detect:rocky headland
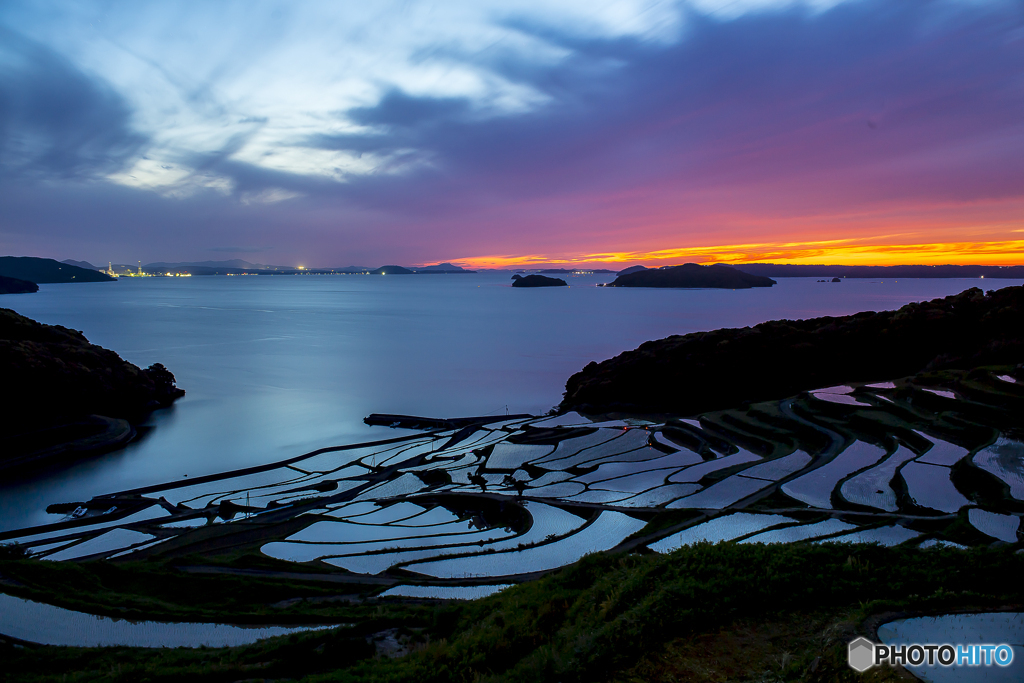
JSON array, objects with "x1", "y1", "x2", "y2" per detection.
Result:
[
  {"x1": 512, "y1": 274, "x2": 568, "y2": 287},
  {"x1": 0, "y1": 275, "x2": 38, "y2": 294},
  {"x1": 603, "y1": 263, "x2": 776, "y2": 289},
  {"x1": 562, "y1": 285, "x2": 1024, "y2": 415},
  {"x1": 0, "y1": 309, "x2": 185, "y2": 471}
]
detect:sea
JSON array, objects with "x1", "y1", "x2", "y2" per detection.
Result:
[{"x1": 2, "y1": 271, "x2": 1019, "y2": 531}]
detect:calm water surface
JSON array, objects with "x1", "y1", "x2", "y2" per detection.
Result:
[
  {"x1": 0, "y1": 593, "x2": 334, "y2": 648},
  {"x1": 2, "y1": 272, "x2": 1018, "y2": 531}
]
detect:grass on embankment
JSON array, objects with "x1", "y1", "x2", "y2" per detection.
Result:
[{"x1": 2, "y1": 542, "x2": 1022, "y2": 682}]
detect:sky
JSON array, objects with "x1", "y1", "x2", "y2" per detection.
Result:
[{"x1": 1, "y1": 0, "x2": 1023, "y2": 269}]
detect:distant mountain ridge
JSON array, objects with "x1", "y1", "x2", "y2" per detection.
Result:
[
  {"x1": 415, "y1": 262, "x2": 470, "y2": 272},
  {"x1": 61, "y1": 259, "x2": 100, "y2": 270},
  {"x1": 144, "y1": 259, "x2": 291, "y2": 270},
  {"x1": 730, "y1": 264, "x2": 1024, "y2": 279}
]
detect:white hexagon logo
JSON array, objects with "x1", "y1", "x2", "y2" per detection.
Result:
[{"x1": 848, "y1": 637, "x2": 875, "y2": 672}]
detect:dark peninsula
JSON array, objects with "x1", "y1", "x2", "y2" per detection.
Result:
[
  {"x1": 0, "y1": 275, "x2": 38, "y2": 294},
  {"x1": 1, "y1": 309, "x2": 184, "y2": 472},
  {"x1": 604, "y1": 263, "x2": 776, "y2": 289},
  {"x1": 0, "y1": 256, "x2": 115, "y2": 283},
  {"x1": 563, "y1": 285, "x2": 1024, "y2": 415},
  {"x1": 512, "y1": 274, "x2": 568, "y2": 287}
]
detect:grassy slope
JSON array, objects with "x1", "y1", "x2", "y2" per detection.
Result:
[{"x1": 2, "y1": 543, "x2": 1021, "y2": 682}]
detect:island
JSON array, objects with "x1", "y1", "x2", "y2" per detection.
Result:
[
  {"x1": 562, "y1": 285, "x2": 1024, "y2": 415},
  {"x1": 0, "y1": 275, "x2": 38, "y2": 294},
  {"x1": 0, "y1": 309, "x2": 185, "y2": 472},
  {"x1": 0, "y1": 257, "x2": 115, "y2": 283},
  {"x1": 602, "y1": 263, "x2": 776, "y2": 289},
  {"x1": 511, "y1": 274, "x2": 568, "y2": 287}
]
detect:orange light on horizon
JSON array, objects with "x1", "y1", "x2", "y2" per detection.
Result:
[{"x1": 456, "y1": 239, "x2": 1024, "y2": 270}]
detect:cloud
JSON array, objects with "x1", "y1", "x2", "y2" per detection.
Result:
[
  {"x1": 0, "y1": 0, "x2": 1022, "y2": 267},
  {"x1": 208, "y1": 246, "x2": 275, "y2": 253},
  {"x1": 312, "y1": 0, "x2": 1024, "y2": 211},
  {"x1": 0, "y1": 26, "x2": 146, "y2": 179}
]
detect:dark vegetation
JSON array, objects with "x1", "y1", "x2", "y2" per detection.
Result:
[
  {"x1": 0, "y1": 275, "x2": 38, "y2": 294},
  {"x1": 0, "y1": 309, "x2": 184, "y2": 470},
  {"x1": 604, "y1": 263, "x2": 776, "y2": 289},
  {"x1": 2, "y1": 543, "x2": 1021, "y2": 682},
  {"x1": 512, "y1": 274, "x2": 568, "y2": 287},
  {"x1": 0, "y1": 257, "x2": 114, "y2": 283},
  {"x1": 563, "y1": 285, "x2": 1024, "y2": 414}
]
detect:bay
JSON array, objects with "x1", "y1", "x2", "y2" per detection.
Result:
[{"x1": 2, "y1": 272, "x2": 1017, "y2": 531}]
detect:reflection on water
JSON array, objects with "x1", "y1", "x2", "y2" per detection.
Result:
[
  {"x1": 0, "y1": 593, "x2": 334, "y2": 648},
  {"x1": 3, "y1": 273, "x2": 1020, "y2": 531}
]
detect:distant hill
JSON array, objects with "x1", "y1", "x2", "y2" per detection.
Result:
[
  {"x1": 605, "y1": 263, "x2": 775, "y2": 289},
  {"x1": 512, "y1": 274, "x2": 568, "y2": 288},
  {"x1": 61, "y1": 259, "x2": 100, "y2": 270},
  {"x1": 0, "y1": 276, "x2": 38, "y2": 294},
  {"x1": 414, "y1": 262, "x2": 474, "y2": 273},
  {"x1": 617, "y1": 265, "x2": 648, "y2": 276},
  {"x1": 0, "y1": 257, "x2": 115, "y2": 283},
  {"x1": 731, "y1": 264, "x2": 1024, "y2": 279},
  {"x1": 371, "y1": 265, "x2": 415, "y2": 275}
]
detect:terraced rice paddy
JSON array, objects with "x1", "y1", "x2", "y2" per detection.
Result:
[{"x1": 1, "y1": 369, "x2": 1021, "y2": 593}]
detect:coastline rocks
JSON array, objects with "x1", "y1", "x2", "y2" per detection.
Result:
[
  {"x1": 562, "y1": 286, "x2": 1024, "y2": 415},
  {"x1": 0, "y1": 275, "x2": 38, "y2": 294},
  {"x1": 604, "y1": 263, "x2": 775, "y2": 289},
  {"x1": 0, "y1": 308, "x2": 185, "y2": 471},
  {"x1": 512, "y1": 274, "x2": 568, "y2": 288}
]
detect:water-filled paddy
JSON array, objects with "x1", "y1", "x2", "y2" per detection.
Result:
[
  {"x1": 782, "y1": 441, "x2": 887, "y2": 509},
  {"x1": 878, "y1": 612, "x2": 1024, "y2": 683},
  {"x1": 0, "y1": 593, "x2": 334, "y2": 648},
  {"x1": 739, "y1": 519, "x2": 857, "y2": 545},
  {"x1": 839, "y1": 446, "x2": 917, "y2": 512},
  {"x1": 901, "y1": 462, "x2": 969, "y2": 513},
  {"x1": 968, "y1": 509, "x2": 1021, "y2": 543},
  {"x1": 379, "y1": 585, "x2": 512, "y2": 600},
  {"x1": 650, "y1": 513, "x2": 796, "y2": 551}
]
